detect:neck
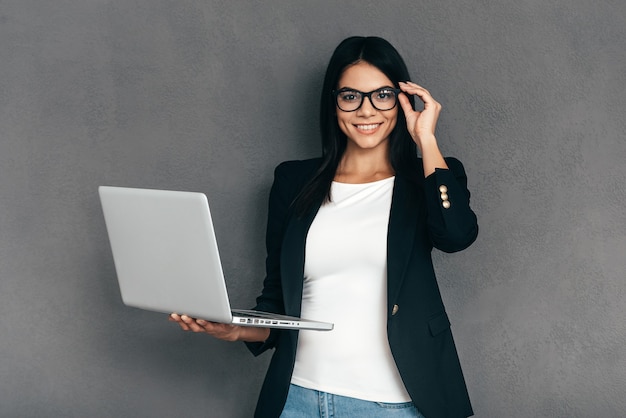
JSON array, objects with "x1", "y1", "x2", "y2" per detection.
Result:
[{"x1": 335, "y1": 144, "x2": 394, "y2": 184}]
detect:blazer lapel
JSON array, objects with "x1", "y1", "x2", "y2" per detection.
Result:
[
  {"x1": 280, "y1": 204, "x2": 321, "y2": 317},
  {"x1": 387, "y1": 175, "x2": 421, "y2": 308}
]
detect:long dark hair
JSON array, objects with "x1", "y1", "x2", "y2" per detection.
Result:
[{"x1": 293, "y1": 36, "x2": 419, "y2": 216}]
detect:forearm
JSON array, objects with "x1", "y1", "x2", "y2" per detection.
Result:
[
  {"x1": 424, "y1": 157, "x2": 479, "y2": 252},
  {"x1": 238, "y1": 326, "x2": 270, "y2": 343}
]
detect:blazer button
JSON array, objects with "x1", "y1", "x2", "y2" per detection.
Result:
[
  {"x1": 439, "y1": 183, "x2": 451, "y2": 209},
  {"x1": 392, "y1": 304, "x2": 399, "y2": 315}
]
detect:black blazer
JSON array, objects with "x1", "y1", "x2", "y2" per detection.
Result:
[{"x1": 247, "y1": 157, "x2": 478, "y2": 418}]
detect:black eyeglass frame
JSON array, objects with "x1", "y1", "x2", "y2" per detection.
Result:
[{"x1": 332, "y1": 87, "x2": 402, "y2": 112}]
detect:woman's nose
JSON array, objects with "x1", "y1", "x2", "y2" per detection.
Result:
[{"x1": 356, "y1": 96, "x2": 377, "y2": 116}]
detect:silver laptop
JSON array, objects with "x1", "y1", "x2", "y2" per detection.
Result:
[{"x1": 98, "y1": 186, "x2": 333, "y2": 331}]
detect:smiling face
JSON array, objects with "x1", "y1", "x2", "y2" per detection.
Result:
[{"x1": 335, "y1": 61, "x2": 399, "y2": 153}]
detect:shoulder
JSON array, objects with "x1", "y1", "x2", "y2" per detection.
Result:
[
  {"x1": 269, "y1": 158, "x2": 322, "y2": 204},
  {"x1": 275, "y1": 158, "x2": 322, "y2": 175},
  {"x1": 274, "y1": 158, "x2": 322, "y2": 184}
]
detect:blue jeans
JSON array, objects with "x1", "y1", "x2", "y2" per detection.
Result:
[{"x1": 280, "y1": 384, "x2": 425, "y2": 418}]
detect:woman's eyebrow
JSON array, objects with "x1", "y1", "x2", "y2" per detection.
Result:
[{"x1": 336, "y1": 85, "x2": 395, "y2": 91}]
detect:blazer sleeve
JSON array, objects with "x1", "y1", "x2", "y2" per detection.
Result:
[
  {"x1": 245, "y1": 161, "x2": 302, "y2": 356},
  {"x1": 423, "y1": 157, "x2": 479, "y2": 253}
]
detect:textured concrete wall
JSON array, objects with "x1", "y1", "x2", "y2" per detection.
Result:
[{"x1": 1, "y1": 1, "x2": 624, "y2": 416}]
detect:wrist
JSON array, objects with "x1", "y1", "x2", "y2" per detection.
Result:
[
  {"x1": 239, "y1": 326, "x2": 270, "y2": 343},
  {"x1": 415, "y1": 133, "x2": 437, "y2": 147}
]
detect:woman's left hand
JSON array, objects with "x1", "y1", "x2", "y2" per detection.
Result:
[{"x1": 397, "y1": 81, "x2": 442, "y2": 149}]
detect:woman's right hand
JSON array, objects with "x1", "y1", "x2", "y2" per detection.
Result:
[{"x1": 169, "y1": 313, "x2": 270, "y2": 342}]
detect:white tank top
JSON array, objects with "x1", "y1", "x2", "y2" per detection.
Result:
[{"x1": 291, "y1": 176, "x2": 411, "y2": 402}]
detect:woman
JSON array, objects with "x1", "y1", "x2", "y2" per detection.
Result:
[{"x1": 171, "y1": 36, "x2": 478, "y2": 418}]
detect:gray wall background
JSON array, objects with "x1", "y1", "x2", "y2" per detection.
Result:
[{"x1": 1, "y1": 1, "x2": 624, "y2": 417}]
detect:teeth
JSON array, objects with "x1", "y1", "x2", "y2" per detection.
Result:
[{"x1": 356, "y1": 124, "x2": 380, "y2": 131}]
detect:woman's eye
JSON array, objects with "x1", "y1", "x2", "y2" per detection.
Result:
[
  {"x1": 376, "y1": 90, "x2": 394, "y2": 100},
  {"x1": 340, "y1": 92, "x2": 359, "y2": 102}
]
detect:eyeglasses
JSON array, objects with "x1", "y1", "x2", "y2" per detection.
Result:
[{"x1": 333, "y1": 87, "x2": 401, "y2": 112}]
